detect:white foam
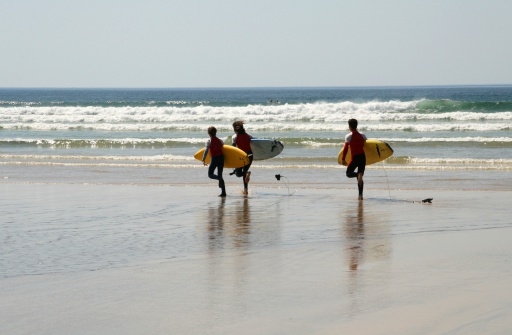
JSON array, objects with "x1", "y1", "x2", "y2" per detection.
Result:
[
  {"x1": 0, "y1": 153, "x2": 195, "y2": 161},
  {"x1": 1, "y1": 121, "x2": 510, "y2": 133},
  {"x1": 378, "y1": 136, "x2": 512, "y2": 143},
  {"x1": 1, "y1": 102, "x2": 511, "y2": 127}
]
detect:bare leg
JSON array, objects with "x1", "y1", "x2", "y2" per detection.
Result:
[
  {"x1": 357, "y1": 173, "x2": 364, "y2": 200},
  {"x1": 242, "y1": 172, "x2": 251, "y2": 195}
]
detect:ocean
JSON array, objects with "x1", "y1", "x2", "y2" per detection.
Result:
[{"x1": 1, "y1": 86, "x2": 511, "y2": 184}]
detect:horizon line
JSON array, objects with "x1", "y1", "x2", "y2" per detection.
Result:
[{"x1": 1, "y1": 83, "x2": 512, "y2": 90}]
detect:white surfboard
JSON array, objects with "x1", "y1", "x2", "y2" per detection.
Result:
[{"x1": 250, "y1": 138, "x2": 284, "y2": 160}]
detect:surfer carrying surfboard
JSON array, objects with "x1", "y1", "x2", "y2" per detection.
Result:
[
  {"x1": 341, "y1": 119, "x2": 367, "y2": 200},
  {"x1": 231, "y1": 120, "x2": 253, "y2": 195},
  {"x1": 202, "y1": 126, "x2": 227, "y2": 197}
]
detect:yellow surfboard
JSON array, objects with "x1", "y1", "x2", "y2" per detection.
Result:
[
  {"x1": 194, "y1": 145, "x2": 250, "y2": 168},
  {"x1": 338, "y1": 139, "x2": 394, "y2": 165}
]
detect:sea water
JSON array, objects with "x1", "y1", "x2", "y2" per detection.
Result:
[{"x1": 1, "y1": 86, "x2": 511, "y2": 180}]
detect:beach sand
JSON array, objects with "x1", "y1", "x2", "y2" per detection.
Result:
[{"x1": 1, "y1": 165, "x2": 512, "y2": 334}]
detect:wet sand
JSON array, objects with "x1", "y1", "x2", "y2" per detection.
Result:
[{"x1": 1, "y1": 167, "x2": 512, "y2": 334}]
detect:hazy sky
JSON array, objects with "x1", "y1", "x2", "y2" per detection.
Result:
[{"x1": 1, "y1": 0, "x2": 511, "y2": 88}]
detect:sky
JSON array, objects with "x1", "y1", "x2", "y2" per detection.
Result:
[{"x1": 1, "y1": 0, "x2": 511, "y2": 88}]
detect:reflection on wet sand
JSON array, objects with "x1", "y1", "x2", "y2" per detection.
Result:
[
  {"x1": 206, "y1": 197, "x2": 252, "y2": 252},
  {"x1": 203, "y1": 195, "x2": 283, "y2": 315},
  {"x1": 207, "y1": 197, "x2": 227, "y2": 251},
  {"x1": 342, "y1": 200, "x2": 392, "y2": 313},
  {"x1": 232, "y1": 197, "x2": 251, "y2": 249},
  {"x1": 342, "y1": 201, "x2": 392, "y2": 271},
  {"x1": 345, "y1": 201, "x2": 366, "y2": 271},
  {"x1": 204, "y1": 195, "x2": 284, "y2": 253}
]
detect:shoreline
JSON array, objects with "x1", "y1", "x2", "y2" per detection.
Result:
[{"x1": 2, "y1": 163, "x2": 512, "y2": 192}]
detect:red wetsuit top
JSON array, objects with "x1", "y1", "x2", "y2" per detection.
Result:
[
  {"x1": 209, "y1": 136, "x2": 223, "y2": 156},
  {"x1": 341, "y1": 130, "x2": 367, "y2": 161},
  {"x1": 202, "y1": 136, "x2": 223, "y2": 161},
  {"x1": 232, "y1": 133, "x2": 253, "y2": 153}
]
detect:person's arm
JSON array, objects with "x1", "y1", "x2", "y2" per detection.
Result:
[
  {"x1": 232, "y1": 134, "x2": 237, "y2": 147},
  {"x1": 341, "y1": 142, "x2": 350, "y2": 165},
  {"x1": 341, "y1": 134, "x2": 351, "y2": 165},
  {"x1": 202, "y1": 139, "x2": 211, "y2": 164}
]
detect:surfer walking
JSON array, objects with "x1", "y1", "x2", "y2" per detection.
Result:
[
  {"x1": 231, "y1": 120, "x2": 253, "y2": 195},
  {"x1": 202, "y1": 126, "x2": 227, "y2": 197},
  {"x1": 341, "y1": 119, "x2": 367, "y2": 200}
]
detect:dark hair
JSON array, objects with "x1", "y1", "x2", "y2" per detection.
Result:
[
  {"x1": 232, "y1": 120, "x2": 246, "y2": 135},
  {"x1": 348, "y1": 118, "x2": 358, "y2": 129},
  {"x1": 207, "y1": 126, "x2": 217, "y2": 136}
]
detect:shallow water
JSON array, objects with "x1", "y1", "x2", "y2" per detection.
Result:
[{"x1": 2, "y1": 176, "x2": 510, "y2": 280}]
